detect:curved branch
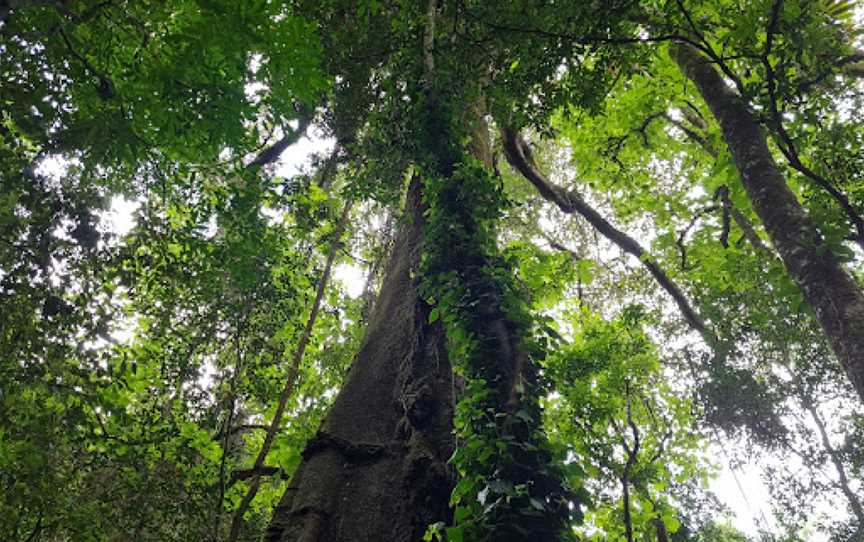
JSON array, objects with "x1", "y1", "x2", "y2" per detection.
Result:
[{"x1": 501, "y1": 127, "x2": 717, "y2": 346}]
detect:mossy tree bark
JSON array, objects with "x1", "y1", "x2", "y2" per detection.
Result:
[
  {"x1": 673, "y1": 43, "x2": 864, "y2": 402},
  {"x1": 266, "y1": 0, "x2": 570, "y2": 531}
]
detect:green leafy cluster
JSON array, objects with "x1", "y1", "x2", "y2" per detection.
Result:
[
  {"x1": 545, "y1": 307, "x2": 714, "y2": 540},
  {"x1": 3, "y1": 0, "x2": 864, "y2": 540}
]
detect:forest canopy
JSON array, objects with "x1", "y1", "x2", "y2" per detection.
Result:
[{"x1": 1, "y1": 1, "x2": 864, "y2": 541}]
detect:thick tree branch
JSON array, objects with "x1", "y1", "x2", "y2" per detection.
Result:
[
  {"x1": 422, "y1": 0, "x2": 437, "y2": 91},
  {"x1": 230, "y1": 465, "x2": 284, "y2": 485},
  {"x1": 672, "y1": 0, "x2": 747, "y2": 96},
  {"x1": 822, "y1": 43, "x2": 864, "y2": 78},
  {"x1": 247, "y1": 112, "x2": 314, "y2": 169},
  {"x1": 501, "y1": 127, "x2": 717, "y2": 346}
]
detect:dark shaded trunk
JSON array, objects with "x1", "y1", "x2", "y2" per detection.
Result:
[
  {"x1": 621, "y1": 475, "x2": 634, "y2": 542},
  {"x1": 264, "y1": 181, "x2": 454, "y2": 542},
  {"x1": 653, "y1": 518, "x2": 669, "y2": 542},
  {"x1": 672, "y1": 43, "x2": 864, "y2": 403}
]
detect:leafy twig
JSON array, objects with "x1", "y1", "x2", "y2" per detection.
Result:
[{"x1": 759, "y1": 0, "x2": 864, "y2": 250}]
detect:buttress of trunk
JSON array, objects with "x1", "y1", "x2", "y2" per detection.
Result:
[
  {"x1": 672, "y1": 43, "x2": 864, "y2": 403},
  {"x1": 265, "y1": 179, "x2": 454, "y2": 542}
]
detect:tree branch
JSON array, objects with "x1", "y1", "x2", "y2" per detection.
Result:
[
  {"x1": 759, "y1": 1, "x2": 864, "y2": 251},
  {"x1": 676, "y1": 204, "x2": 720, "y2": 270},
  {"x1": 229, "y1": 465, "x2": 284, "y2": 485},
  {"x1": 247, "y1": 112, "x2": 314, "y2": 169},
  {"x1": 501, "y1": 127, "x2": 717, "y2": 346},
  {"x1": 805, "y1": 401, "x2": 864, "y2": 525},
  {"x1": 621, "y1": 381, "x2": 639, "y2": 542}
]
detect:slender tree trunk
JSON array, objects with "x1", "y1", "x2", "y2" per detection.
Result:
[
  {"x1": 228, "y1": 202, "x2": 352, "y2": 542},
  {"x1": 620, "y1": 388, "x2": 638, "y2": 542},
  {"x1": 264, "y1": 180, "x2": 455, "y2": 542},
  {"x1": 672, "y1": 43, "x2": 864, "y2": 402},
  {"x1": 621, "y1": 475, "x2": 634, "y2": 542},
  {"x1": 805, "y1": 402, "x2": 864, "y2": 525}
]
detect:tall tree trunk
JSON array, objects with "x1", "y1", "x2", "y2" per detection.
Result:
[
  {"x1": 264, "y1": 180, "x2": 455, "y2": 542},
  {"x1": 672, "y1": 43, "x2": 864, "y2": 403}
]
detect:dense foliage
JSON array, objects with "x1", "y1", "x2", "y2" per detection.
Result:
[{"x1": 2, "y1": 1, "x2": 863, "y2": 541}]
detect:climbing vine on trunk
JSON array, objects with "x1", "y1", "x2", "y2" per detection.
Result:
[{"x1": 419, "y1": 157, "x2": 576, "y2": 541}]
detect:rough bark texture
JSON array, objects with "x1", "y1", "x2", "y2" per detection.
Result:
[
  {"x1": 265, "y1": 181, "x2": 454, "y2": 542},
  {"x1": 673, "y1": 43, "x2": 864, "y2": 402}
]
